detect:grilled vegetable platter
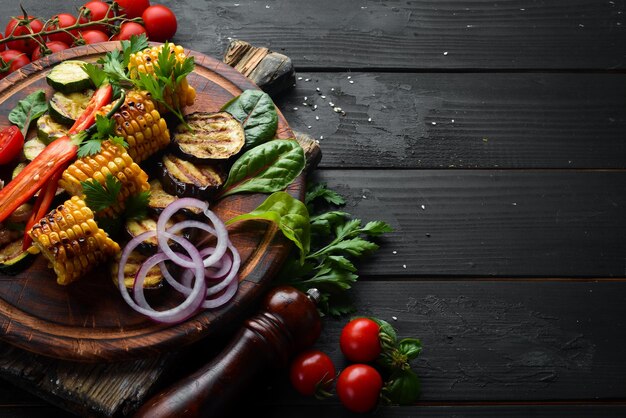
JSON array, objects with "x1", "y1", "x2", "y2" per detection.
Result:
[{"x1": 0, "y1": 38, "x2": 307, "y2": 361}]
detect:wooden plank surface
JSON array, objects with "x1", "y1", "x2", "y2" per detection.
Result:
[
  {"x1": 311, "y1": 169, "x2": 626, "y2": 278},
  {"x1": 275, "y1": 73, "x2": 626, "y2": 169},
  {"x1": 5, "y1": 0, "x2": 624, "y2": 70}
]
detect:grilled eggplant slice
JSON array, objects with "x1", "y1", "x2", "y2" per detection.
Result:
[
  {"x1": 111, "y1": 250, "x2": 163, "y2": 289},
  {"x1": 159, "y1": 154, "x2": 226, "y2": 199},
  {"x1": 173, "y1": 112, "x2": 245, "y2": 162},
  {"x1": 148, "y1": 180, "x2": 203, "y2": 217},
  {"x1": 125, "y1": 215, "x2": 194, "y2": 252}
]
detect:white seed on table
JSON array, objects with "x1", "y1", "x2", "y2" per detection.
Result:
[
  {"x1": 333, "y1": 107, "x2": 342, "y2": 112},
  {"x1": 320, "y1": 135, "x2": 324, "y2": 139},
  {"x1": 392, "y1": 250, "x2": 397, "y2": 254},
  {"x1": 293, "y1": 107, "x2": 298, "y2": 110},
  {"x1": 421, "y1": 205, "x2": 425, "y2": 210},
  {"x1": 432, "y1": 122, "x2": 437, "y2": 125},
  {"x1": 329, "y1": 102, "x2": 335, "y2": 107},
  {"x1": 304, "y1": 96, "x2": 308, "y2": 100},
  {"x1": 302, "y1": 103, "x2": 308, "y2": 106},
  {"x1": 316, "y1": 87, "x2": 321, "y2": 92},
  {"x1": 392, "y1": 316, "x2": 398, "y2": 321},
  {"x1": 305, "y1": 78, "x2": 310, "y2": 82},
  {"x1": 307, "y1": 125, "x2": 312, "y2": 129},
  {"x1": 349, "y1": 80, "x2": 354, "y2": 84},
  {"x1": 331, "y1": 88, "x2": 335, "y2": 91},
  {"x1": 347, "y1": 76, "x2": 351, "y2": 79},
  {"x1": 321, "y1": 95, "x2": 326, "y2": 99},
  {"x1": 313, "y1": 105, "x2": 318, "y2": 110},
  {"x1": 368, "y1": 118, "x2": 372, "y2": 122},
  {"x1": 298, "y1": 77, "x2": 303, "y2": 80},
  {"x1": 315, "y1": 116, "x2": 319, "y2": 120}
]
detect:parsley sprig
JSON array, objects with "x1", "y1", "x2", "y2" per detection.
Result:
[
  {"x1": 76, "y1": 114, "x2": 128, "y2": 158},
  {"x1": 277, "y1": 182, "x2": 393, "y2": 315},
  {"x1": 81, "y1": 174, "x2": 122, "y2": 212}
]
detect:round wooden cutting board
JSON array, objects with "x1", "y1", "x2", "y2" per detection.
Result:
[{"x1": 0, "y1": 42, "x2": 302, "y2": 362}]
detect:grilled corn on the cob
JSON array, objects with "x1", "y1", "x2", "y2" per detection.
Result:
[
  {"x1": 59, "y1": 140, "x2": 150, "y2": 218},
  {"x1": 28, "y1": 196, "x2": 120, "y2": 285},
  {"x1": 128, "y1": 44, "x2": 196, "y2": 113},
  {"x1": 97, "y1": 90, "x2": 171, "y2": 164}
]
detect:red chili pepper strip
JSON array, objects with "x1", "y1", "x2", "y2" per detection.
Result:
[
  {"x1": 0, "y1": 136, "x2": 76, "y2": 223},
  {"x1": 22, "y1": 167, "x2": 64, "y2": 250},
  {"x1": 69, "y1": 84, "x2": 113, "y2": 134},
  {"x1": 0, "y1": 84, "x2": 113, "y2": 224}
]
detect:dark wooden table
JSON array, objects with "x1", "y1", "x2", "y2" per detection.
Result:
[{"x1": 1, "y1": 0, "x2": 625, "y2": 417}]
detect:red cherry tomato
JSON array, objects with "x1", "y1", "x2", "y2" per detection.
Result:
[
  {"x1": 336, "y1": 364, "x2": 383, "y2": 413},
  {"x1": 340, "y1": 318, "x2": 381, "y2": 363},
  {"x1": 0, "y1": 126, "x2": 25, "y2": 165},
  {"x1": 4, "y1": 16, "x2": 44, "y2": 54},
  {"x1": 75, "y1": 30, "x2": 109, "y2": 45},
  {"x1": 116, "y1": 0, "x2": 151, "y2": 19},
  {"x1": 0, "y1": 35, "x2": 5, "y2": 52},
  {"x1": 111, "y1": 22, "x2": 147, "y2": 41},
  {"x1": 32, "y1": 41, "x2": 70, "y2": 61},
  {"x1": 0, "y1": 50, "x2": 30, "y2": 78},
  {"x1": 46, "y1": 13, "x2": 78, "y2": 46},
  {"x1": 289, "y1": 350, "x2": 336, "y2": 396},
  {"x1": 142, "y1": 5, "x2": 177, "y2": 42},
  {"x1": 79, "y1": 1, "x2": 114, "y2": 34}
]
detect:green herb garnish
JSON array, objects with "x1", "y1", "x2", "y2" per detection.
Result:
[
  {"x1": 81, "y1": 174, "x2": 122, "y2": 212},
  {"x1": 124, "y1": 191, "x2": 151, "y2": 221}
]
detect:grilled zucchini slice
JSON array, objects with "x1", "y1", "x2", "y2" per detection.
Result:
[
  {"x1": 37, "y1": 114, "x2": 69, "y2": 143},
  {"x1": 112, "y1": 250, "x2": 163, "y2": 289},
  {"x1": 49, "y1": 90, "x2": 94, "y2": 125},
  {"x1": 159, "y1": 154, "x2": 226, "y2": 199},
  {"x1": 173, "y1": 112, "x2": 245, "y2": 162},
  {"x1": 147, "y1": 180, "x2": 203, "y2": 217},
  {"x1": 46, "y1": 60, "x2": 93, "y2": 93}
]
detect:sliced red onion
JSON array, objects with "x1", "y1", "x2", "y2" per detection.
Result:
[
  {"x1": 201, "y1": 278, "x2": 239, "y2": 309},
  {"x1": 167, "y1": 220, "x2": 227, "y2": 269},
  {"x1": 117, "y1": 231, "x2": 206, "y2": 324}
]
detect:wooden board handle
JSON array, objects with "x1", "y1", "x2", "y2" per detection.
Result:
[{"x1": 133, "y1": 286, "x2": 321, "y2": 418}]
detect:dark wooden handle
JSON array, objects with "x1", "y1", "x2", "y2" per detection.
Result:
[{"x1": 133, "y1": 286, "x2": 321, "y2": 418}]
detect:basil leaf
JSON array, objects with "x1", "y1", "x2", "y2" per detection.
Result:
[
  {"x1": 8, "y1": 90, "x2": 47, "y2": 138},
  {"x1": 221, "y1": 89, "x2": 278, "y2": 149},
  {"x1": 221, "y1": 139, "x2": 305, "y2": 198},
  {"x1": 384, "y1": 369, "x2": 421, "y2": 405},
  {"x1": 373, "y1": 317, "x2": 397, "y2": 348},
  {"x1": 227, "y1": 191, "x2": 310, "y2": 263},
  {"x1": 398, "y1": 338, "x2": 422, "y2": 361}
]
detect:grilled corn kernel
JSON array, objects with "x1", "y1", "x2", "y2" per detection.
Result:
[
  {"x1": 28, "y1": 196, "x2": 120, "y2": 285},
  {"x1": 127, "y1": 44, "x2": 196, "y2": 113},
  {"x1": 59, "y1": 141, "x2": 150, "y2": 218},
  {"x1": 98, "y1": 90, "x2": 171, "y2": 163}
]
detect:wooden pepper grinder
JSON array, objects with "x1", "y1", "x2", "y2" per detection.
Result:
[{"x1": 134, "y1": 286, "x2": 322, "y2": 418}]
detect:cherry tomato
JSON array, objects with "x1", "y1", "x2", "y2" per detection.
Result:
[
  {"x1": 75, "y1": 30, "x2": 109, "y2": 45},
  {"x1": 289, "y1": 350, "x2": 335, "y2": 396},
  {"x1": 0, "y1": 50, "x2": 30, "y2": 78},
  {"x1": 0, "y1": 35, "x2": 5, "y2": 52},
  {"x1": 116, "y1": 0, "x2": 151, "y2": 19},
  {"x1": 31, "y1": 41, "x2": 70, "y2": 61},
  {"x1": 142, "y1": 5, "x2": 177, "y2": 42},
  {"x1": 4, "y1": 16, "x2": 44, "y2": 54},
  {"x1": 336, "y1": 364, "x2": 383, "y2": 413},
  {"x1": 79, "y1": 1, "x2": 114, "y2": 34},
  {"x1": 46, "y1": 13, "x2": 78, "y2": 46},
  {"x1": 0, "y1": 126, "x2": 25, "y2": 165},
  {"x1": 340, "y1": 318, "x2": 381, "y2": 363},
  {"x1": 111, "y1": 22, "x2": 147, "y2": 41}
]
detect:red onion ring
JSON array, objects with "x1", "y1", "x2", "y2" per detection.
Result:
[{"x1": 118, "y1": 198, "x2": 241, "y2": 322}]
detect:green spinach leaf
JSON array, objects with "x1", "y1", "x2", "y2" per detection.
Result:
[
  {"x1": 221, "y1": 89, "x2": 278, "y2": 149},
  {"x1": 220, "y1": 139, "x2": 305, "y2": 198},
  {"x1": 227, "y1": 191, "x2": 310, "y2": 263},
  {"x1": 8, "y1": 90, "x2": 48, "y2": 138}
]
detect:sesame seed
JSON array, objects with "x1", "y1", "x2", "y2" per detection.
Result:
[
  {"x1": 298, "y1": 77, "x2": 303, "y2": 80},
  {"x1": 368, "y1": 118, "x2": 372, "y2": 122},
  {"x1": 392, "y1": 316, "x2": 398, "y2": 321},
  {"x1": 307, "y1": 125, "x2": 312, "y2": 129},
  {"x1": 579, "y1": 24, "x2": 584, "y2": 27},
  {"x1": 331, "y1": 88, "x2": 335, "y2": 91},
  {"x1": 431, "y1": 122, "x2": 437, "y2": 125},
  {"x1": 315, "y1": 116, "x2": 319, "y2": 120},
  {"x1": 316, "y1": 87, "x2": 321, "y2": 92},
  {"x1": 392, "y1": 250, "x2": 397, "y2": 254},
  {"x1": 402, "y1": 264, "x2": 407, "y2": 269},
  {"x1": 362, "y1": 195, "x2": 367, "y2": 199},
  {"x1": 451, "y1": 119, "x2": 455, "y2": 122},
  {"x1": 329, "y1": 102, "x2": 335, "y2": 107},
  {"x1": 320, "y1": 135, "x2": 324, "y2": 139},
  {"x1": 321, "y1": 95, "x2": 326, "y2": 99},
  {"x1": 349, "y1": 80, "x2": 354, "y2": 84},
  {"x1": 313, "y1": 105, "x2": 318, "y2": 110},
  {"x1": 347, "y1": 76, "x2": 351, "y2": 79},
  {"x1": 304, "y1": 96, "x2": 308, "y2": 100},
  {"x1": 443, "y1": 51, "x2": 448, "y2": 55},
  {"x1": 265, "y1": 5, "x2": 270, "y2": 8},
  {"x1": 293, "y1": 107, "x2": 298, "y2": 111},
  {"x1": 333, "y1": 107, "x2": 342, "y2": 112},
  {"x1": 305, "y1": 78, "x2": 310, "y2": 82},
  {"x1": 421, "y1": 205, "x2": 425, "y2": 210},
  {"x1": 302, "y1": 103, "x2": 308, "y2": 106},
  {"x1": 341, "y1": 111, "x2": 346, "y2": 116}
]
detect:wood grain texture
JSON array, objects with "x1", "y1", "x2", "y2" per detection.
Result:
[
  {"x1": 0, "y1": 43, "x2": 301, "y2": 362},
  {"x1": 274, "y1": 72, "x2": 626, "y2": 169},
  {"x1": 310, "y1": 169, "x2": 626, "y2": 278},
  {"x1": 240, "y1": 281, "x2": 626, "y2": 403},
  {"x1": 4, "y1": 0, "x2": 624, "y2": 70}
]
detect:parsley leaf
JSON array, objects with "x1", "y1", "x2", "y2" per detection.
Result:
[
  {"x1": 81, "y1": 62, "x2": 107, "y2": 88},
  {"x1": 81, "y1": 175, "x2": 122, "y2": 212},
  {"x1": 77, "y1": 139, "x2": 103, "y2": 158},
  {"x1": 121, "y1": 34, "x2": 149, "y2": 67},
  {"x1": 124, "y1": 191, "x2": 151, "y2": 221},
  {"x1": 276, "y1": 182, "x2": 392, "y2": 315}
]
